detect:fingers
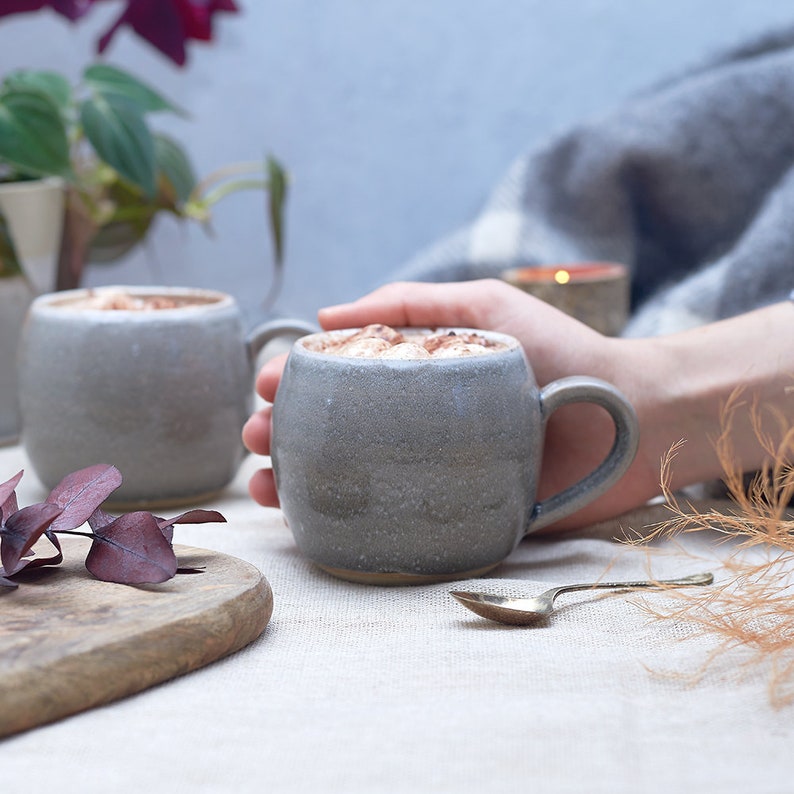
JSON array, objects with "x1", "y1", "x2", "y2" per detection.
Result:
[
  {"x1": 318, "y1": 279, "x2": 520, "y2": 332},
  {"x1": 243, "y1": 407, "x2": 280, "y2": 507},
  {"x1": 248, "y1": 467, "x2": 280, "y2": 508},
  {"x1": 242, "y1": 405, "x2": 272, "y2": 455},
  {"x1": 255, "y1": 353, "x2": 288, "y2": 403}
]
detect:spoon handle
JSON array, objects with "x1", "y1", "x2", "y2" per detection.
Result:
[{"x1": 551, "y1": 571, "x2": 714, "y2": 598}]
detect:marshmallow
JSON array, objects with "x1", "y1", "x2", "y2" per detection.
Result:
[
  {"x1": 431, "y1": 343, "x2": 492, "y2": 358},
  {"x1": 311, "y1": 324, "x2": 507, "y2": 358},
  {"x1": 346, "y1": 324, "x2": 405, "y2": 346},
  {"x1": 380, "y1": 342, "x2": 431, "y2": 359},
  {"x1": 337, "y1": 337, "x2": 392, "y2": 358}
]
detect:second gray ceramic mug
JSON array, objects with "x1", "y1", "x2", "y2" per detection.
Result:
[
  {"x1": 17, "y1": 286, "x2": 315, "y2": 507},
  {"x1": 271, "y1": 327, "x2": 640, "y2": 584}
]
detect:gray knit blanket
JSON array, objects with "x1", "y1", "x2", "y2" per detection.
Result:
[{"x1": 391, "y1": 27, "x2": 794, "y2": 337}]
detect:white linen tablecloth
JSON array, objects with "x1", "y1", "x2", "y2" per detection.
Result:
[{"x1": 0, "y1": 443, "x2": 792, "y2": 793}]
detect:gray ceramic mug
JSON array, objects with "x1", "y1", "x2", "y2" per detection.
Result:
[
  {"x1": 17, "y1": 286, "x2": 315, "y2": 507},
  {"x1": 271, "y1": 327, "x2": 640, "y2": 585}
]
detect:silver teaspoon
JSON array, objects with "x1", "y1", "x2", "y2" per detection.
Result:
[{"x1": 450, "y1": 571, "x2": 714, "y2": 626}]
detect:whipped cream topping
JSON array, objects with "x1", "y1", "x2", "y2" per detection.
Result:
[{"x1": 304, "y1": 324, "x2": 507, "y2": 359}]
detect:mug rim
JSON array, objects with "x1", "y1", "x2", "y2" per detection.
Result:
[{"x1": 30, "y1": 285, "x2": 235, "y2": 316}]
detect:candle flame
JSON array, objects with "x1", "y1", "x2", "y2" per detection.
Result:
[{"x1": 554, "y1": 269, "x2": 571, "y2": 284}]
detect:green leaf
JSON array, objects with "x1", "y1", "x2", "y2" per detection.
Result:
[
  {"x1": 83, "y1": 63, "x2": 185, "y2": 116},
  {"x1": 89, "y1": 219, "x2": 154, "y2": 263},
  {"x1": 3, "y1": 70, "x2": 72, "y2": 113},
  {"x1": 80, "y1": 94, "x2": 157, "y2": 198},
  {"x1": 154, "y1": 133, "x2": 197, "y2": 204},
  {"x1": 0, "y1": 89, "x2": 71, "y2": 178},
  {"x1": 267, "y1": 155, "x2": 288, "y2": 265}
]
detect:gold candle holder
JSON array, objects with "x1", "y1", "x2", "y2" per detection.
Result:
[{"x1": 501, "y1": 262, "x2": 630, "y2": 336}]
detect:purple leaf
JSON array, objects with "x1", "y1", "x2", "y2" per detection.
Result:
[
  {"x1": 0, "y1": 503, "x2": 62, "y2": 574},
  {"x1": 157, "y1": 507, "x2": 225, "y2": 528},
  {"x1": 156, "y1": 509, "x2": 227, "y2": 529},
  {"x1": 47, "y1": 464, "x2": 122, "y2": 531},
  {"x1": 1, "y1": 491, "x2": 19, "y2": 526},
  {"x1": 156, "y1": 508, "x2": 226, "y2": 543},
  {"x1": 0, "y1": 470, "x2": 23, "y2": 505},
  {"x1": 86, "y1": 511, "x2": 178, "y2": 584},
  {"x1": 0, "y1": 574, "x2": 17, "y2": 590},
  {"x1": 15, "y1": 533, "x2": 63, "y2": 574},
  {"x1": 88, "y1": 506, "x2": 116, "y2": 533},
  {"x1": 0, "y1": 532, "x2": 63, "y2": 578},
  {"x1": 0, "y1": 470, "x2": 23, "y2": 524}
]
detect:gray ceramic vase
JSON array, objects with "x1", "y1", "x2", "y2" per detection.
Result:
[
  {"x1": 18, "y1": 286, "x2": 314, "y2": 507},
  {"x1": 271, "y1": 327, "x2": 640, "y2": 584}
]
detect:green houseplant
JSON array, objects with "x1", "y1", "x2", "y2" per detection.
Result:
[
  {"x1": 0, "y1": 63, "x2": 287, "y2": 294},
  {"x1": 0, "y1": 1, "x2": 286, "y2": 296}
]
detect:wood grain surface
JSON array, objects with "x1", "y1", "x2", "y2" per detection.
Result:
[{"x1": 0, "y1": 537, "x2": 273, "y2": 738}]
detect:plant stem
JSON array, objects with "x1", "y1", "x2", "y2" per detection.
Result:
[
  {"x1": 53, "y1": 529, "x2": 95, "y2": 539},
  {"x1": 192, "y1": 161, "x2": 266, "y2": 196},
  {"x1": 198, "y1": 178, "x2": 266, "y2": 208}
]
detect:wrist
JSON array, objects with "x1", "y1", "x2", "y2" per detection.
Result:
[
  {"x1": 615, "y1": 302, "x2": 794, "y2": 494},
  {"x1": 598, "y1": 335, "x2": 682, "y2": 501},
  {"x1": 633, "y1": 333, "x2": 723, "y2": 491}
]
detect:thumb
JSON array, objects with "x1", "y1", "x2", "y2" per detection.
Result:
[{"x1": 318, "y1": 279, "x2": 516, "y2": 331}]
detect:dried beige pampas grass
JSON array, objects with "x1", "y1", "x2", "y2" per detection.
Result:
[{"x1": 634, "y1": 390, "x2": 794, "y2": 706}]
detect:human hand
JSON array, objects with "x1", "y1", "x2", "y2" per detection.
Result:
[{"x1": 243, "y1": 279, "x2": 660, "y2": 527}]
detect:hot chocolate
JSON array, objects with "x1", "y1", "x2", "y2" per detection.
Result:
[
  {"x1": 303, "y1": 324, "x2": 509, "y2": 359},
  {"x1": 53, "y1": 289, "x2": 219, "y2": 311}
]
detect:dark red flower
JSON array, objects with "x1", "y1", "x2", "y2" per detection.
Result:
[
  {"x1": 98, "y1": 0, "x2": 239, "y2": 66},
  {"x1": 0, "y1": 0, "x2": 96, "y2": 21},
  {"x1": 0, "y1": 0, "x2": 239, "y2": 66}
]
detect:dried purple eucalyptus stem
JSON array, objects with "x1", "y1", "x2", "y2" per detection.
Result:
[{"x1": 0, "y1": 464, "x2": 225, "y2": 588}]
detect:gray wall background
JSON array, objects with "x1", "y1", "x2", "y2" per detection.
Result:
[{"x1": 3, "y1": 1, "x2": 793, "y2": 329}]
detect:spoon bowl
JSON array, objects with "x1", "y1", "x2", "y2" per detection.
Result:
[{"x1": 450, "y1": 571, "x2": 714, "y2": 626}]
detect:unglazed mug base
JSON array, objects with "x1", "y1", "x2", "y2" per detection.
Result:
[
  {"x1": 101, "y1": 486, "x2": 225, "y2": 512},
  {"x1": 315, "y1": 561, "x2": 502, "y2": 586}
]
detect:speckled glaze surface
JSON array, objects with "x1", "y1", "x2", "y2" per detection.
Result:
[
  {"x1": 271, "y1": 328, "x2": 640, "y2": 584},
  {"x1": 17, "y1": 287, "x2": 314, "y2": 507}
]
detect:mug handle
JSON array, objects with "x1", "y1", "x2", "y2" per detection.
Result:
[
  {"x1": 526, "y1": 376, "x2": 640, "y2": 533},
  {"x1": 245, "y1": 318, "x2": 319, "y2": 364}
]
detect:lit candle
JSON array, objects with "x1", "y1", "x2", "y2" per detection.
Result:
[{"x1": 501, "y1": 262, "x2": 629, "y2": 336}]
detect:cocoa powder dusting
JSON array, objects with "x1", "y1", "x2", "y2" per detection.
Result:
[{"x1": 305, "y1": 325, "x2": 508, "y2": 358}]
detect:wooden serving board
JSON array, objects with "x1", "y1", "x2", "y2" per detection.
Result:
[{"x1": 0, "y1": 537, "x2": 273, "y2": 738}]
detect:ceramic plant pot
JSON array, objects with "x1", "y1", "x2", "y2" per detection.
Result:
[
  {"x1": 0, "y1": 276, "x2": 36, "y2": 443},
  {"x1": 0, "y1": 178, "x2": 65, "y2": 443}
]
